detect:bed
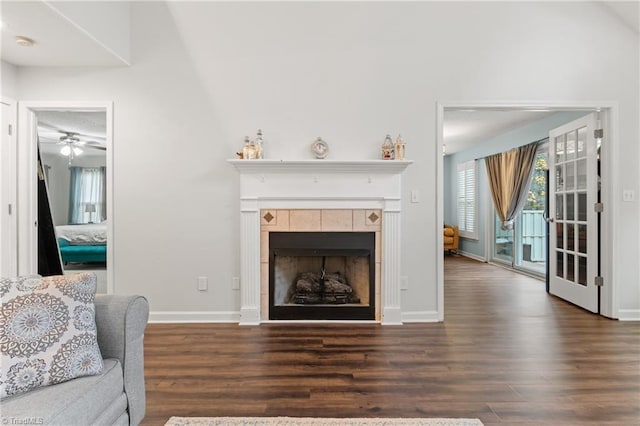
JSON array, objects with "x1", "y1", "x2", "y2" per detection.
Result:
[{"x1": 56, "y1": 223, "x2": 107, "y2": 264}]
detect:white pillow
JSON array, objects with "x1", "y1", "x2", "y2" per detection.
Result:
[{"x1": 0, "y1": 273, "x2": 103, "y2": 399}]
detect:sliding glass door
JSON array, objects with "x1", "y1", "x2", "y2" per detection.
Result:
[
  {"x1": 515, "y1": 149, "x2": 548, "y2": 275},
  {"x1": 493, "y1": 212, "x2": 513, "y2": 263},
  {"x1": 491, "y1": 145, "x2": 548, "y2": 277}
]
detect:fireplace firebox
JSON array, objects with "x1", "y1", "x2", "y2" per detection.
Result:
[{"x1": 269, "y1": 232, "x2": 375, "y2": 320}]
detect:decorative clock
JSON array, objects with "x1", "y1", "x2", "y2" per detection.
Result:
[{"x1": 311, "y1": 137, "x2": 329, "y2": 159}]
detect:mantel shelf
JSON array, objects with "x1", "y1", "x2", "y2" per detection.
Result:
[{"x1": 227, "y1": 159, "x2": 413, "y2": 174}]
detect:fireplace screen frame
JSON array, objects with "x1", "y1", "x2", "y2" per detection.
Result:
[{"x1": 269, "y1": 231, "x2": 376, "y2": 320}]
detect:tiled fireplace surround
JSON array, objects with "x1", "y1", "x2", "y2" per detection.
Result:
[
  {"x1": 229, "y1": 160, "x2": 412, "y2": 325},
  {"x1": 261, "y1": 208, "x2": 382, "y2": 321}
]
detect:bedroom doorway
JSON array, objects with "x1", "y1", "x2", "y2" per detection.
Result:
[{"x1": 17, "y1": 102, "x2": 114, "y2": 294}]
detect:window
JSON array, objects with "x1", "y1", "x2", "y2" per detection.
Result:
[
  {"x1": 68, "y1": 167, "x2": 106, "y2": 224},
  {"x1": 457, "y1": 160, "x2": 477, "y2": 239}
]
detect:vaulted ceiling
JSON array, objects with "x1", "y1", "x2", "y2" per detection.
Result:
[{"x1": 2, "y1": 1, "x2": 636, "y2": 154}]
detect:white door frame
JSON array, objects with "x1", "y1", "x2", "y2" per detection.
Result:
[
  {"x1": 436, "y1": 101, "x2": 618, "y2": 320},
  {"x1": 17, "y1": 101, "x2": 114, "y2": 294},
  {"x1": 1, "y1": 97, "x2": 18, "y2": 277}
]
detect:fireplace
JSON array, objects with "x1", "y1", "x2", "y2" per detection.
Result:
[
  {"x1": 228, "y1": 159, "x2": 412, "y2": 325},
  {"x1": 269, "y1": 232, "x2": 375, "y2": 320}
]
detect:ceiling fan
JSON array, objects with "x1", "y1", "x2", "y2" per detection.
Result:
[
  {"x1": 38, "y1": 122, "x2": 107, "y2": 167},
  {"x1": 57, "y1": 131, "x2": 106, "y2": 156}
]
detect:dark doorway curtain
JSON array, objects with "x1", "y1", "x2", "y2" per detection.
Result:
[{"x1": 485, "y1": 141, "x2": 539, "y2": 231}]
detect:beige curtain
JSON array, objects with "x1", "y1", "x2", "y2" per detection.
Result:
[{"x1": 485, "y1": 142, "x2": 539, "y2": 231}]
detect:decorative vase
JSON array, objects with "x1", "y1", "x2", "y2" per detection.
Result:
[
  {"x1": 394, "y1": 134, "x2": 405, "y2": 160},
  {"x1": 381, "y1": 134, "x2": 394, "y2": 160}
]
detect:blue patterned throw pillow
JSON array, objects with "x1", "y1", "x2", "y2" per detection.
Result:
[{"x1": 0, "y1": 273, "x2": 103, "y2": 399}]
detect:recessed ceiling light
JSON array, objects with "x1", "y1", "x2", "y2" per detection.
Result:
[{"x1": 15, "y1": 36, "x2": 35, "y2": 47}]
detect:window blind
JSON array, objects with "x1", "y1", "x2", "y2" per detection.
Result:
[{"x1": 456, "y1": 160, "x2": 477, "y2": 239}]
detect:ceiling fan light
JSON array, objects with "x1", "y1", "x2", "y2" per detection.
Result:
[
  {"x1": 72, "y1": 147, "x2": 83, "y2": 156},
  {"x1": 60, "y1": 145, "x2": 71, "y2": 156}
]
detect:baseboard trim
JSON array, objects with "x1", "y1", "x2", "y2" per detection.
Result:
[
  {"x1": 149, "y1": 310, "x2": 442, "y2": 324},
  {"x1": 402, "y1": 310, "x2": 440, "y2": 322},
  {"x1": 456, "y1": 250, "x2": 486, "y2": 263},
  {"x1": 382, "y1": 306, "x2": 403, "y2": 325},
  {"x1": 618, "y1": 309, "x2": 640, "y2": 321},
  {"x1": 149, "y1": 311, "x2": 240, "y2": 323}
]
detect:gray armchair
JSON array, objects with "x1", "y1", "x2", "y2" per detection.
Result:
[{"x1": 2, "y1": 295, "x2": 149, "y2": 426}]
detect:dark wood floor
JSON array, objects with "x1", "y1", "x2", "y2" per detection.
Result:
[{"x1": 141, "y1": 255, "x2": 640, "y2": 425}]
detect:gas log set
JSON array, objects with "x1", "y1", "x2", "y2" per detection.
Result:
[{"x1": 291, "y1": 267, "x2": 360, "y2": 305}]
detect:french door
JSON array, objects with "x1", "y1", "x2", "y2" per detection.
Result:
[{"x1": 548, "y1": 113, "x2": 599, "y2": 312}]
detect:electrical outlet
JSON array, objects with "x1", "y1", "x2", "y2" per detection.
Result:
[
  {"x1": 623, "y1": 189, "x2": 635, "y2": 202},
  {"x1": 232, "y1": 277, "x2": 240, "y2": 290},
  {"x1": 197, "y1": 276, "x2": 208, "y2": 291},
  {"x1": 400, "y1": 276, "x2": 409, "y2": 290}
]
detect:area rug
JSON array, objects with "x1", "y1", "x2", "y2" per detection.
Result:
[{"x1": 165, "y1": 417, "x2": 483, "y2": 426}]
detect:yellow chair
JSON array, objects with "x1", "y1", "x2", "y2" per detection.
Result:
[{"x1": 444, "y1": 225, "x2": 459, "y2": 254}]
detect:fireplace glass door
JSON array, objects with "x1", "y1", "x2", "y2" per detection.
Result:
[{"x1": 269, "y1": 232, "x2": 375, "y2": 320}]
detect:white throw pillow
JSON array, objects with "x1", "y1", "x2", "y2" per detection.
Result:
[{"x1": 0, "y1": 273, "x2": 103, "y2": 399}]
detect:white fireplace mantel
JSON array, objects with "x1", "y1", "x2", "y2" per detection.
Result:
[
  {"x1": 228, "y1": 159, "x2": 413, "y2": 174},
  {"x1": 228, "y1": 158, "x2": 412, "y2": 325}
]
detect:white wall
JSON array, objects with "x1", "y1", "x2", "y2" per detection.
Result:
[
  {"x1": 1, "y1": 60, "x2": 18, "y2": 99},
  {"x1": 13, "y1": 1, "x2": 640, "y2": 318}
]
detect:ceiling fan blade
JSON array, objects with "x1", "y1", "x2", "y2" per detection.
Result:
[
  {"x1": 37, "y1": 122, "x2": 65, "y2": 134},
  {"x1": 76, "y1": 134, "x2": 106, "y2": 143},
  {"x1": 37, "y1": 136, "x2": 64, "y2": 145},
  {"x1": 37, "y1": 121, "x2": 106, "y2": 143},
  {"x1": 37, "y1": 129, "x2": 66, "y2": 140}
]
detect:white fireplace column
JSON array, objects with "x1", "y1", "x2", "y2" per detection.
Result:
[
  {"x1": 239, "y1": 206, "x2": 261, "y2": 325},
  {"x1": 228, "y1": 160, "x2": 412, "y2": 325},
  {"x1": 382, "y1": 208, "x2": 402, "y2": 324}
]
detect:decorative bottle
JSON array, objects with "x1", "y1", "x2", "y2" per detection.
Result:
[
  {"x1": 242, "y1": 136, "x2": 252, "y2": 160},
  {"x1": 394, "y1": 134, "x2": 405, "y2": 160},
  {"x1": 248, "y1": 138, "x2": 258, "y2": 159},
  {"x1": 255, "y1": 129, "x2": 264, "y2": 159},
  {"x1": 382, "y1": 134, "x2": 394, "y2": 160}
]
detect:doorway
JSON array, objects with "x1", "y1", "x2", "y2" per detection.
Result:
[
  {"x1": 17, "y1": 102, "x2": 114, "y2": 294},
  {"x1": 437, "y1": 102, "x2": 615, "y2": 320}
]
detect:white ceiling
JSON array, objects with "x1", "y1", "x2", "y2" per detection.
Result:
[
  {"x1": 37, "y1": 110, "x2": 106, "y2": 157},
  {"x1": 2, "y1": 0, "x2": 635, "y2": 157},
  {"x1": 601, "y1": 0, "x2": 640, "y2": 34},
  {"x1": 37, "y1": 110, "x2": 106, "y2": 139},
  {"x1": 0, "y1": 1, "x2": 127, "y2": 67},
  {"x1": 1, "y1": 1, "x2": 635, "y2": 67},
  {"x1": 443, "y1": 110, "x2": 555, "y2": 155}
]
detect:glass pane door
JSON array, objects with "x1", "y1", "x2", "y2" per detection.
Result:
[
  {"x1": 514, "y1": 149, "x2": 548, "y2": 276},
  {"x1": 548, "y1": 113, "x2": 598, "y2": 312},
  {"x1": 493, "y1": 212, "x2": 513, "y2": 264}
]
